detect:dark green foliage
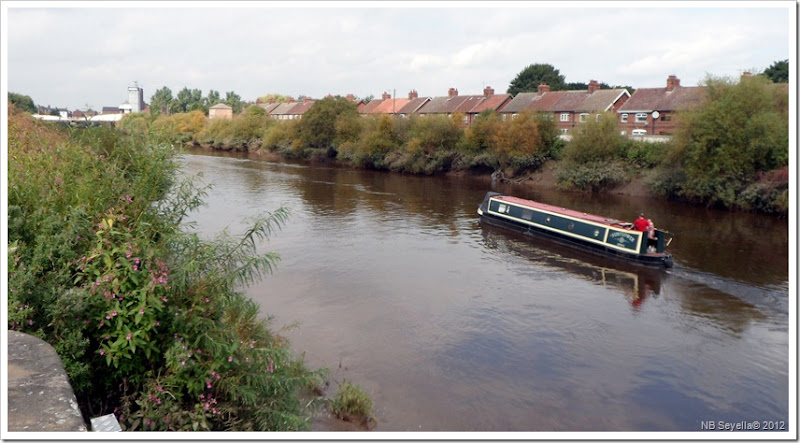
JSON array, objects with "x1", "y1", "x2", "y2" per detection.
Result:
[
  {"x1": 170, "y1": 87, "x2": 205, "y2": 114},
  {"x1": 508, "y1": 63, "x2": 566, "y2": 95},
  {"x1": 556, "y1": 161, "x2": 627, "y2": 192},
  {"x1": 297, "y1": 96, "x2": 358, "y2": 149},
  {"x1": 664, "y1": 74, "x2": 788, "y2": 209},
  {"x1": 149, "y1": 87, "x2": 173, "y2": 116},
  {"x1": 9, "y1": 92, "x2": 37, "y2": 113},
  {"x1": 763, "y1": 59, "x2": 789, "y2": 83}
]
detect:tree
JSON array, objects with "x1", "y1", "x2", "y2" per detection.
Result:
[
  {"x1": 149, "y1": 87, "x2": 173, "y2": 116},
  {"x1": 224, "y1": 91, "x2": 244, "y2": 114},
  {"x1": 562, "y1": 111, "x2": 626, "y2": 164},
  {"x1": 169, "y1": 87, "x2": 204, "y2": 114},
  {"x1": 668, "y1": 74, "x2": 788, "y2": 207},
  {"x1": 763, "y1": 59, "x2": 788, "y2": 83},
  {"x1": 206, "y1": 90, "x2": 222, "y2": 107},
  {"x1": 258, "y1": 93, "x2": 292, "y2": 104},
  {"x1": 8, "y1": 92, "x2": 36, "y2": 113},
  {"x1": 507, "y1": 63, "x2": 566, "y2": 95},
  {"x1": 297, "y1": 96, "x2": 358, "y2": 149}
]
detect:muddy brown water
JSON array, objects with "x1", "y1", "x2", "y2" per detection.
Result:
[{"x1": 180, "y1": 149, "x2": 789, "y2": 433}]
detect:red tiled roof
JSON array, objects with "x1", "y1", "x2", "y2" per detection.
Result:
[
  {"x1": 358, "y1": 99, "x2": 384, "y2": 114},
  {"x1": 527, "y1": 91, "x2": 568, "y2": 111},
  {"x1": 417, "y1": 95, "x2": 472, "y2": 114},
  {"x1": 397, "y1": 97, "x2": 430, "y2": 114},
  {"x1": 500, "y1": 92, "x2": 539, "y2": 113},
  {"x1": 287, "y1": 101, "x2": 314, "y2": 115},
  {"x1": 469, "y1": 94, "x2": 512, "y2": 114},
  {"x1": 618, "y1": 86, "x2": 706, "y2": 112},
  {"x1": 369, "y1": 98, "x2": 411, "y2": 114}
]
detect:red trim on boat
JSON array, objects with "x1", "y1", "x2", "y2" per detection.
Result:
[{"x1": 493, "y1": 195, "x2": 631, "y2": 228}]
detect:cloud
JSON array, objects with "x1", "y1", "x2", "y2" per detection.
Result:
[{"x1": 3, "y1": 4, "x2": 792, "y2": 110}]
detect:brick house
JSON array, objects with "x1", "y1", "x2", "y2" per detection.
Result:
[
  {"x1": 396, "y1": 90, "x2": 431, "y2": 117},
  {"x1": 269, "y1": 101, "x2": 299, "y2": 120},
  {"x1": 209, "y1": 103, "x2": 233, "y2": 120},
  {"x1": 501, "y1": 81, "x2": 630, "y2": 134},
  {"x1": 616, "y1": 75, "x2": 705, "y2": 136},
  {"x1": 415, "y1": 87, "x2": 511, "y2": 126}
]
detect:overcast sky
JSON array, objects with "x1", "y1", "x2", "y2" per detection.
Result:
[{"x1": 2, "y1": 1, "x2": 794, "y2": 111}]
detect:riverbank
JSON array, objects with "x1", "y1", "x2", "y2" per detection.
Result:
[{"x1": 191, "y1": 142, "x2": 658, "y2": 200}]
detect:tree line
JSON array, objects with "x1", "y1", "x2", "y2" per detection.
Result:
[{"x1": 117, "y1": 71, "x2": 788, "y2": 214}]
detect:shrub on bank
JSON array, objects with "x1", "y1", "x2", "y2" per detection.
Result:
[
  {"x1": 556, "y1": 161, "x2": 628, "y2": 192},
  {"x1": 8, "y1": 107, "x2": 326, "y2": 431}
]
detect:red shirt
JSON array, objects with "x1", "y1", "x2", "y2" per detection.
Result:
[{"x1": 633, "y1": 217, "x2": 649, "y2": 232}]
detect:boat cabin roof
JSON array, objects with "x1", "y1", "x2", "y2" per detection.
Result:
[{"x1": 493, "y1": 195, "x2": 633, "y2": 229}]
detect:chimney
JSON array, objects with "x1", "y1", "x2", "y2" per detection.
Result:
[
  {"x1": 408, "y1": 89, "x2": 418, "y2": 99},
  {"x1": 483, "y1": 86, "x2": 495, "y2": 97},
  {"x1": 346, "y1": 93, "x2": 355, "y2": 101},
  {"x1": 666, "y1": 75, "x2": 680, "y2": 91},
  {"x1": 448, "y1": 87, "x2": 458, "y2": 98},
  {"x1": 587, "y1": 79, "x2": 600, "y2": 94},
  {"x1": 537, "y1": 83, "x2": 550, "y2": 95},
  {"x1": 382, "y1": 91, "x2": 391, "y2": 100},
  {"x1": 287, "y1": 97, "x2": 294, "y2": 103}
]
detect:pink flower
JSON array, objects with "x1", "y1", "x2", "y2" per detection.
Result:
[
  {"x1": 112, "y1": 310, "x2": 117, "y2": 317},
  {"x1": 126, "y1": 333, "x2": 132, "y2": 341},
  {"x1": 181, "y1": 360, "x2": 186, "y2": 366},
  {"x1": 106, "y1": 314, "x2": 111, "y2": 320},
  {"x1": 228, "y1": 356, "x2": 233, "y2": 362},
  {"x1": 99, "y1": 349, "x2": 105, "y2": 355},
  {"x1": 205, "y1": 298, "x2": 210, "y2": 303},
  {"x1": 139, "y1": 308, "x2": 144, "y2": 315}
]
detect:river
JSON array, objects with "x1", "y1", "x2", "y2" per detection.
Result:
[{"x1": 180, "y1": 149, "x2": 790, "y2": 433}]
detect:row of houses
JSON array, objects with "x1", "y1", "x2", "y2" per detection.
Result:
[{"x1": 236, "y1": 74, "x2": 705, "y2": 137}]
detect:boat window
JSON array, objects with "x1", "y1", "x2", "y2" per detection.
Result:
[
  {"x1": 521, "y1": 209, "x2": 533, "y2": 220},
  {"x1": 568, "y1": 222, "x2": 575, "y2": 231},
  {"x1": 498, "y1": 204, "x2": 508, "y2": 214},
  {"x1": 545, "y1": 216, "x2": 551, "y2": 224}
]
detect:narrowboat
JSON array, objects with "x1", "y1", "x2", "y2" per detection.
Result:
[{"x1": 477, "y1": 192, "x2": 674, "y2": 268}]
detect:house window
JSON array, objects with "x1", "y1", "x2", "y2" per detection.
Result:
[
  {"x1": 559, "y1": 128, "x2": 570, "y2": 135},
  {"x1": 621, "y1": 113, "x2": 628, "y2": 123},
  {"x1": 579, "y1": 113, "x2": 589, "y2": 122},
  {"x1": 560, "y1": 113, "x2": 570, "y2": 122},
  {"x1": 635, "y1": 113, "x2": 647, "y2": 123},
  {"x1": 660, "y1": 114, "x2": 672, "y2": 121}
]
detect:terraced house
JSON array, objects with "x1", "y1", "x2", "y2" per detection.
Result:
[
  {"x1": 415, "y1": 86, "x2": 512, "y2": 126},
  {"x1": 499, "y1": 80, "x2": 630, "y2": 135},
  {"x1": 616, "y1": 75, "x2": 705, "y2": 136}
]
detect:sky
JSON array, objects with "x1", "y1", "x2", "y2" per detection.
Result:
[{"x1": 2, "y1": 1, "x2": 795, "y2": 111}]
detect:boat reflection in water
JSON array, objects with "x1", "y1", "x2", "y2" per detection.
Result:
[{"x1": 479, "y1": 223, "x2": 666, "y2": 309}]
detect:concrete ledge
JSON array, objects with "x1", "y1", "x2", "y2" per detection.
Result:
[{"x1": 7, "y1": 330, "x2": 87, "y2": 432}]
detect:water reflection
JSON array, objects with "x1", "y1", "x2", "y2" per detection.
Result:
[{"x1": 180, "y1": 150, "x2": 789, "y2": 432}]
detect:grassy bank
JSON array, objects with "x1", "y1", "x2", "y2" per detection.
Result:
[{"x1": 8, "y1": 104, "x2": 333, "y2": 431}]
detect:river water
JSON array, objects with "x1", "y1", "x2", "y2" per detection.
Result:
[{"x1": 180, "y1": 149, "x2": 790, "y2": 433}]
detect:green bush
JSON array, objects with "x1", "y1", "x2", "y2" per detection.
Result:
[
  {"x1": 556, "y1": 161, "x2": 627, "y2": 192},
  {"x1": 330, "y1": 380, "x2": 373, "y2": 422},
  {"x1": 8, "y1": 108, "x2": 324, "y2": 431},
  {"x1": 562, "y1": 111, "x2": 626, "y2": 164}
]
